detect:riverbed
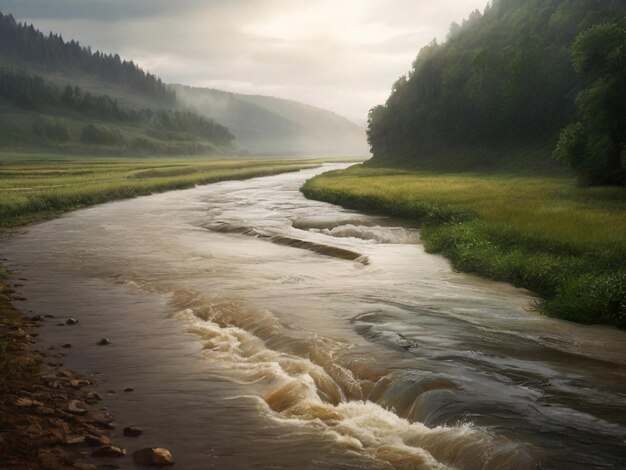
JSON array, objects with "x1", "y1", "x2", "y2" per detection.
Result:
[{"x1": 2, "y1": 164, "x2": 625, "y2": 469}]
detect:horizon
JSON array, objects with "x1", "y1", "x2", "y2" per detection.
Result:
[{"x1": 0, "y1": 0, "x2": 485, "y2": 124}]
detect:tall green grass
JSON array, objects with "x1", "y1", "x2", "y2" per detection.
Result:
[
  {"x1": 301, "y1": 165, "x2": 626, "y2": 327},
  {"x1": 0, "y1": 157, "x2": 316, "y2": 227}
]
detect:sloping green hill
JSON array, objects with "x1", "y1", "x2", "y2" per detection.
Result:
[
  {"x1": 0, "y1": 11, "x2": 368, "y2": 158},
  {"x1": 175, "y1": 86, "x2": 369, "y2": 157},
  {"x1": 367, "y1": 0, "x2": 626, "y2": 172},
  {"x1": 0, "y1": 12, "x2": 236, "y2": 156}
]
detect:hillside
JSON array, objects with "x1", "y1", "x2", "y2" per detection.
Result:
[
  {"x1": 0, "y1": 12, "x2": 238, "y2": 156},
  {"x1": 367, "y1": 0, "x2": 626, "y2": 172},
  {"x1": 174, "y1": 86, "x2": 369, "y2": 157},
  {"x1": 0, "y1": 11, "x2": 368, "y2": 158}
]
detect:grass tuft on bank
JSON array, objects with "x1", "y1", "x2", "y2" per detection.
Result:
[{"x1": 301, "y1": 165, "x2": 626, "y2": 327}]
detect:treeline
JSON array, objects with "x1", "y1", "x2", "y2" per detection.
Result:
[
  {"x1": 0, "y1": 66, "x2": 234, "y2": 148},
  {"x1": 368, "y1": 0, "x2": 626, "y2": 184},
  {"x1": 0, "y1": 11, "x2": 174, "y2": 103}
]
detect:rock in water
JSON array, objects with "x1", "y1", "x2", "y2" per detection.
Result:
[
  {"x1": 133, "y1": 448, "x2": 175, "y2": 466},
  {"x1": 97, "y1": 338, "x2": 111, "y2": 345},
  {"x1": 91, "y1": 445, "x2": 126, "y2": 458},
  {"x1": 15, "y1": 397, "x2": 43, "y2": 408},
  {"x1": 73, "y1": 464, "x2": 97, "y2": 470},
  {"x1": 85, "y1": 391, "x2": 104, "y2": 405},
  {"x1": 65, "y1": 318, "x2": 79, "y2": 325},
  {"x1": 84, "y1": 434, "x2": 110, "y2": 447},
  {"x1": 69, "y1": 379, "x2": 90, "y2": 389},
  {"x1": 123, "y1": 426, "x2": 143, "y2": 437},
  {"x1": 64, "y1": 434, "x2": 85, "y2": 445},
  {"x1": 67, "y1": 400, "x2": 87, "y2": 415},
  {"x1": 85, "y1": 410, "x2": 115, "y2": 428}
]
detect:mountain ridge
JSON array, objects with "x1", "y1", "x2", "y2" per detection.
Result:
[
  {"x1": 0, "y1": 10, "x2": 368, "y2": 157},
  {"x1": 174, "y1": 85, "x2": 368, "y2": 157}
]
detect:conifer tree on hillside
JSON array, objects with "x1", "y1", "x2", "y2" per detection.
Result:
[
  {"x1": 0, "y1": 11, "x2": 175, "y2": 103},
  {"x1": 554, "y1": 18, "x2": 626, "y2": 185}
]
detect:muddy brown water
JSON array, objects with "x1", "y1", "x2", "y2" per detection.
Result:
[{"x1": 2, "y1": 164, "x2": 625, "y2": 469}]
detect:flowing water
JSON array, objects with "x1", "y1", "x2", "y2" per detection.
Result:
[{"x1": 2, "y1": 164, "x2": 625, "y2": 469}]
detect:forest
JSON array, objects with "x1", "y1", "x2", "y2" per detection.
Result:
[
  {"x1": 0, "y1": 66, "x2": 234, "y2": 150},
  {"x1": 0, "y1": 11, "x2": 174, "y2": 103},
  {"x1": 0, "y1": 12, "x2": 236, "y2": 155},
  {"x1": 367, "y1": 0, "x2": 626, "y2": 185}
]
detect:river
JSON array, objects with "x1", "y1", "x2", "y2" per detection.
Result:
[{"x1": 2, "y1": 164, "x2": 625, "y2": 469}]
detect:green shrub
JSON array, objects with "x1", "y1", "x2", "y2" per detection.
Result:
[
  {"x1": 545, "y1": 271, "x2": 626, "y2": 326},
  {"x1": 80, "y1": 124, "x2": 124, "y2": 146},
  {"x1": 33, "y1": 119, "x2": 70, "y2": 143}
]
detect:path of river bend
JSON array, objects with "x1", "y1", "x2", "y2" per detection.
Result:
[{"x1": 2, "y1": 164, "x2": 625, "y2": 469}]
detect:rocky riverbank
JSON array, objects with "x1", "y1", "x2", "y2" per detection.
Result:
[{"x1": 0, "y1": 271, "x2": 174, "y2": 469}]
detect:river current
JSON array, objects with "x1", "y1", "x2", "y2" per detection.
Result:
[{"x1": 2, "y1": 164, "x2": 625, "y2": 469}]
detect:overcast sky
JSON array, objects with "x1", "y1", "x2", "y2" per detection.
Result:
[{"x1": 0, "y1": 0, "x2": 486, "y2": 123}]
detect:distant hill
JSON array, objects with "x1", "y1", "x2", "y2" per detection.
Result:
[
  {"x1": 174, "y1": 86, "x2": 369, "y2": 157},
  {"x1": 0, "y1": 12, "x2": 235, "y2": 156},
  {"x1": 367, "y1": 0, "x2": 626, "y2": 172},
  {"x1": 0, "y1": 11, "x2": 368, "y2": 158}
]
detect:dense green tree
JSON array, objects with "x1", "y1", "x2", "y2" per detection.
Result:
[
  {"x1": 61, "y1": 85, "x2": 74, "y2": 105},
  {"x1": 80, "y1": 124, "x2": 123, "y2": 146},
  {"x1": 0, "y1": 66, "x2": 234, "y2": 148},
  {"x1": 0, "y1": 11, "x2": 175, "y2": 103},
  {"x1": 554, "y1": 18, "x2": 626, "y2": 185},
  {"x1": 367, "y1": 0, "x2": 626, "y2": 172},
  {"x1": 0, "y1": 11, "x2": 235, "y2": 153}
]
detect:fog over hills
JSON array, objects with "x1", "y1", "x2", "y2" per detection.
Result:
[
  {"x1": 0, "y1": 10, "x2": 368, "y2": 157},
  {"x1": 174, "y1": 85, "x2": 369, "y2": 157}
]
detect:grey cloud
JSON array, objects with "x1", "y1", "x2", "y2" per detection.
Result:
[
  {"x1": 0, "y1": 0, "x2": 211, "y2": 21},
  {"x1": 0, "y1": 0, "x2": 486, "y2": 121}
]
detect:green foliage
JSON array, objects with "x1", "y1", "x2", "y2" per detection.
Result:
[
  {"x1": 0, "y1": 16, "x2": 235, "y2": 155},
  {"x1": 0, "y1": 65, "x2": 57, "y2": 109},
  {"x1": 0, "y1": 66, "x2": 235, "y2": 154},
  {"x1": 33, "y1": 119, "x2": 70, "y2": 143},
  {"x1": 367, "y1": 0, "x2": 626, "y2": 171},
  {"x1": 0, "y1": 157, "x2": 315, "y2": 228},
  {"x1": 544, "y1": 271, "x2": 626, "y2": 326},
  {"x1": 302, "y1": 165, "x2": 626, "y2": 327},
  {"x1": 0, "y1": 11, "x2": 174, "y2": 102},
  {"x1": 554, "y1": 18, "x2": 626, "y2": 185},
  {"x1": 80, "y1": 124, "x2": 123, "y2": 146}
]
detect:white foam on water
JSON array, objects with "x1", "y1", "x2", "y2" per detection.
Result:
[{"x1": 173, "y1": 302, "x2": 536, "y2": 470}]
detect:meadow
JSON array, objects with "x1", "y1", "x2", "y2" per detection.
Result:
[
  {"x1": 302, "y1": 165, "x2": 626, "y2": 327},
  {"x1": 0, "y1": 155, "x2": 316, "y2": 227}
]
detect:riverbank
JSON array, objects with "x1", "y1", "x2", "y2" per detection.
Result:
[
  {"x1": 0, "y1": 155, "x2": 318, "y2": 468},
  {"x1": 1, "y1": 265, "x2": 122, "y2": 469},
  {"x1": 301, "y1": 165, "x2": 626, "y2": 327},
  {"x1": 0, "y1": 156, "x2": 318, "y2": 227}
]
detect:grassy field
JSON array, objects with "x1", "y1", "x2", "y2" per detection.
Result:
[
  {"x1": 302, "y1": 165, "x2": 626, "y2": 327},
  {"x1": 0, "y1": 155, "x2": 318, "y2": 227}
]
